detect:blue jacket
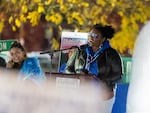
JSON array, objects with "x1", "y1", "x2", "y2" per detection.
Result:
[
  {"x1": 19, "y1": 57, "x2": 46, "y2": 83},
  {"x1": 65, "y1": 44, "x2": 123, "y2": 91}
]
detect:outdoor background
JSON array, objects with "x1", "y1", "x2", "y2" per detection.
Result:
[
  {"x1": 0, "y1": 0, "x2": 150, "y2": 83},
  {"x1": 0, "y1": 0, "x2": 150, "y2": 54}
]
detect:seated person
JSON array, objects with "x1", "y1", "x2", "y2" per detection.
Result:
[
  {"x1": 6, "y1": 41, "x2": 46, "y2": 84},
  {"x1": 0, "y1": 57, "x2": 6, "y2": 68}
]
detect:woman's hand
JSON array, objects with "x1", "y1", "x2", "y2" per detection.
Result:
[{"x1": 6, "y1": 60, "x2": 14, "y2": 68}]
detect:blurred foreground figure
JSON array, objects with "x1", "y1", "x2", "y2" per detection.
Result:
[
  {"x1": 6, "y1": 41, "x2": 45, "y2": 84},
  {"x1": 126, "y1": 21, "x2": 150, "y2": 113},
  {"x1": 0, "y1": 73, "x2": 106, "y2": 113}
]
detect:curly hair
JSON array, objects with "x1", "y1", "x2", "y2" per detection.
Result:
[{"x1": 91, "y1": 24, "x2": 115, "y2": 39}]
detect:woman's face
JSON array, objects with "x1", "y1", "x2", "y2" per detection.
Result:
[
  {"x1": 10, "y1": 47, "x2": 26, "y2": 63},
  {"x1": 88, "y1": 28, "x2": 105, "y2": 47}
]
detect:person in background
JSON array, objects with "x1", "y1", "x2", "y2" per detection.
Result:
[
  {"x1": 6, "y1": 41, "x2": 46, "y2": 84},
  {"x1": 0, "y1": 57, "x2": 6, "y2": 68},
  {"x1": 0, "y1": 55, "x2": 6, "y2": 75},
  {"x1": 65, "y1": 24, "x2": 123, "y2": 113}
]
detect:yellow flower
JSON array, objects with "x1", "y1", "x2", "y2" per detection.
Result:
[
  {"x1": 0, "y1": 21, "x2": 4, "y2": 33},
  {"x1": 20, "y1": 14, "x2": 27, "y2": 23},
  {"x1": 67, "y1": 17, "x2": 73, "y2": 24},
  {"x1": 55, "y1": 13, "x2": 63, "y2": 24},
  {"x1": 45, "y1": 0, "x2": 52, "y2": 5},
  {"x1": 75, "y1": 16, "x2": 84, "y2": 25},
  {"x1": 71, "y1": 12, "x2": 79, "y2": 18},
  {"x1": 122, "y1": 17, "x2": 129, "y2": 28},
  {"x1": 51, "y1": 38, "x2": 60, "y2": 50},
  {"x1": 12, "y1": 26, "x2": 16, "y2": 31},
  {"x1": 96, "y1": 0, "x2": 106, "y2": 6},
  {"x1": 60, "y1": 5, "x2": 68, "y2": 14},
  {"x1": 33, "y1": 0, "x2": 41, "y2": 3},
  {"x1": 118, "y1": 11, "x2": 124, "y2": 16},
  {"x1": 100, "y1": 15, "x2": 107, "y2": 24},
  {"x1": 8, "y1": 16, "x2": 13, "y2": 24},
  {"x1": 27, "y1": 11, "x2": 41, "y2": 26},
  {"x1": 46, "y1": 13, "x2": 63, "y2": 25},
  {"x1": 111, "y1": 0, "x2": 117, "y2": 7},
  {"x1": 68, "y1": 0, "x2": 78, "y2": 4},
  {"x1": 15, "y1": 18, "x2": 21, "y2": 28},
  {"x1": 90, "y1": 6, "x2": 101, "y2": 17},
  {"x1": 45, "y1": 15, "x2": 51, "y2": 21},
  {"x1": 38, "y1": 4, "x2": 45, "y2": 13},
  {"x1": 81, "y1": 2, "x2": 89, "y2": 7},
  {"x1": 54, "y1": 13, "x2": 63, "y2": 24},
  {"x1": 57, "y1": 0, "x2": 64, "y2": 5},
  {"x1": 22, "y1": 5, "x2": 28, "y2": 13},
  {"x1": 11, "y1": 0, "x2": 16, "y2": 4}
]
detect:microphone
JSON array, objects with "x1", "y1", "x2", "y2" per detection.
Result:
[
  {"x1": 70, "y1": 46, "x2": 79, "y2": 49},
  {"x1": 40, "y1": 46, "x2": 79, "y2": 54},
  {"x1": 71, "y1": 44, "x2": 88, "y2": 50}
]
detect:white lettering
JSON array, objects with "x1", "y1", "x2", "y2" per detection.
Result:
[{"x1": 0, "y1": 42, "x2": 7, "y2": 50}]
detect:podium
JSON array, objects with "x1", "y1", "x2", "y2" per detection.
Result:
[
  {"x1": 45, "y1": 72, "x2": 96, "y2": 89},
  {"x1": 44, "y1": 72, "x2": 114, "y2": 113}
]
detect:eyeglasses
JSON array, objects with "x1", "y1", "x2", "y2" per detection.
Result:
[{"x1": 88, "y1": 33, "x2": 98, "y2": 38}]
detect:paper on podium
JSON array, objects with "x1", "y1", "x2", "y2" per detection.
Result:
[{"x1": 56, "y1": 77, "x2": 80, "y2": 89}]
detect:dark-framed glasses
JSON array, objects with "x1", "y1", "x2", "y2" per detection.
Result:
[{"x1": 88, "y1": 33, "x2": 98, "y2": 38}]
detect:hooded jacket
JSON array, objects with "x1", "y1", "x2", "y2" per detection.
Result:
[{"x1": 65, "y1": 44, "x2": 123, "y2": 91}]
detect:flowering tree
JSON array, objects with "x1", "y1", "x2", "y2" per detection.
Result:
[{"x1": 0, "y1": 0, "x2": 150, "y2": 55}]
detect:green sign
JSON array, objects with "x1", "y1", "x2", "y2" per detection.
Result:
[
  {"x1": 0, "y1": 40, "x2": 16, "y2": 51},
  {"x1": 121, "y1": 56, "x2": 132, "y2": 84}
]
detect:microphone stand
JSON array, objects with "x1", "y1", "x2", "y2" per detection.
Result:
[
  {"x1": 40, "y1": 46, "x2": 78, "y2": 77},
  {"x1": 48, "y1": 52, "x2": 53, "y2": 78},
  {"x1": 40, "y1": 46, "x2": 78, "y2": 55}
]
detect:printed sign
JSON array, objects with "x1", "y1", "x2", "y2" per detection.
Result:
[
  {"x1": 60, "y1": 32, "x2": 88, "y2": 50},
  {"x1": 0, "y1": 40, "x2": 16, "y2": 51},
  {"x1": 58, "y1": 31, "x2": 88, "y2": 73}
]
